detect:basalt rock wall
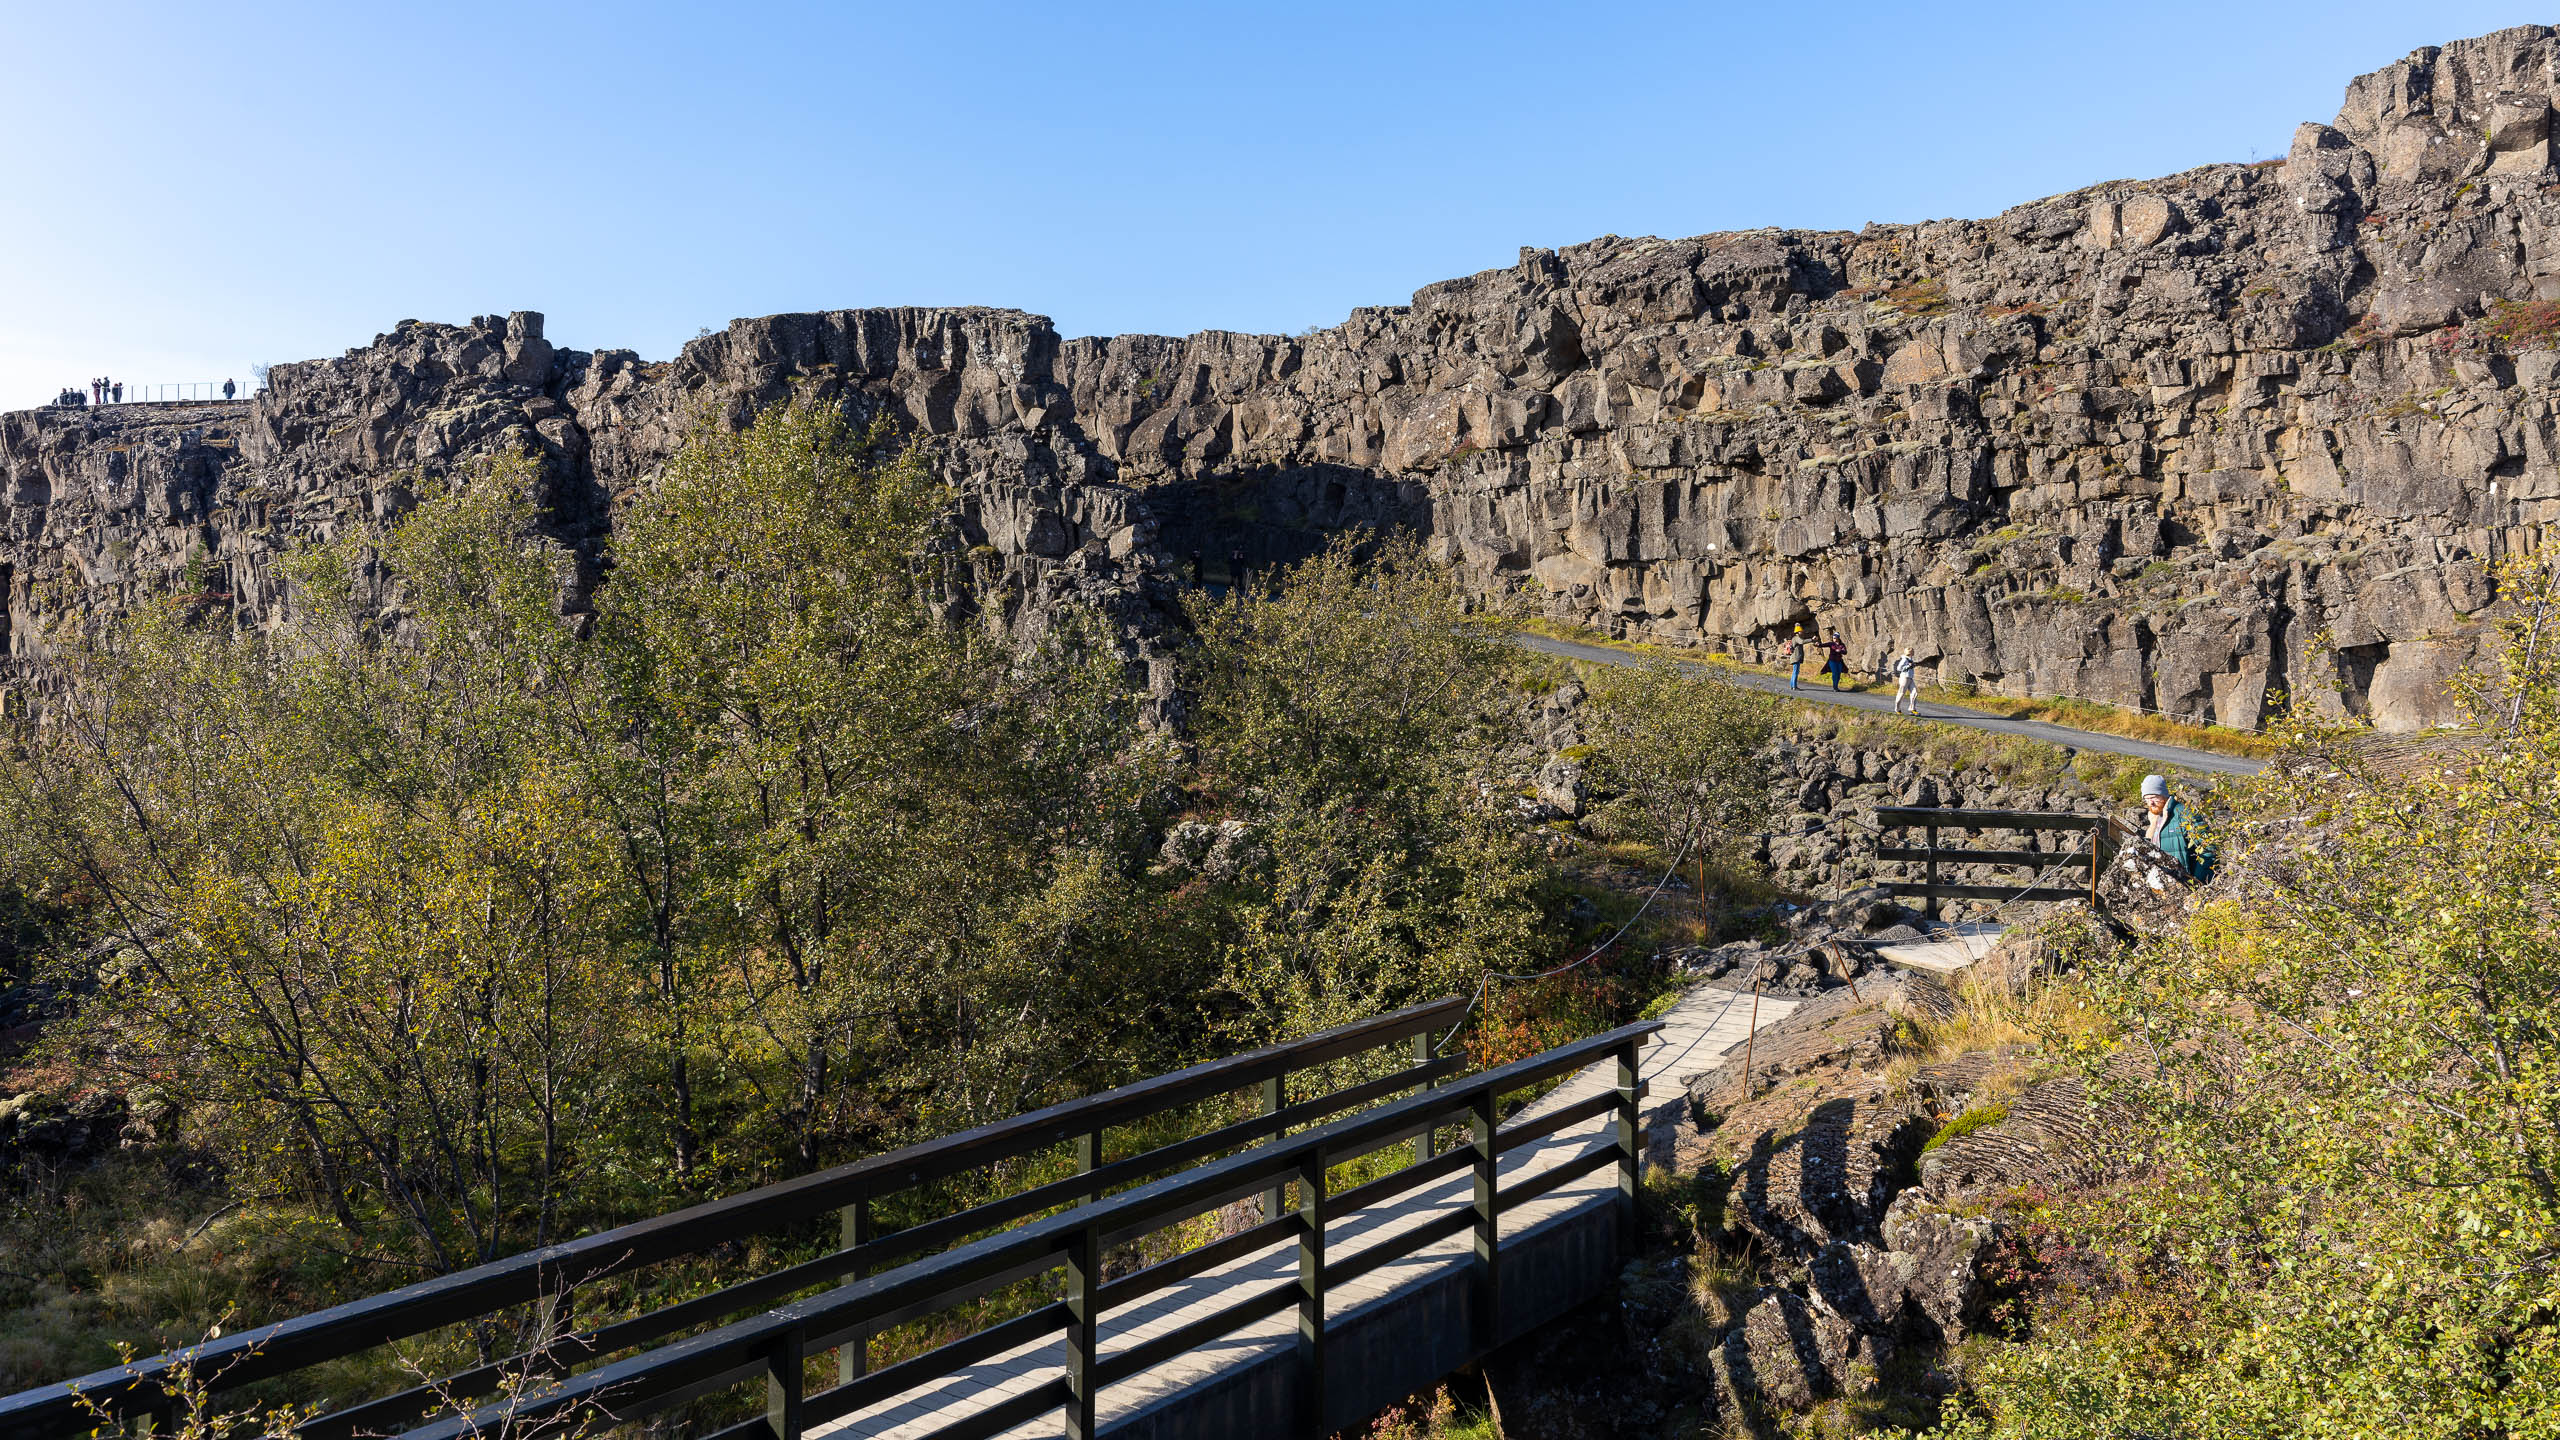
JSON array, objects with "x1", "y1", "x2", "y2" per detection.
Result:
[{"x1": 10, "y1": 29, "x2": 2560, "y2": 730}]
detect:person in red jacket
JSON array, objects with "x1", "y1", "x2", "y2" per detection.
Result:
[{"x1": 1821, "y1": 629, "x2": 1849, "y2": 691}]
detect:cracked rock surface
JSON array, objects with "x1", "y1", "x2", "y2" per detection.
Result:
[{"x1": 8, "y1": 31, "x2": 2555, "y2": 737}]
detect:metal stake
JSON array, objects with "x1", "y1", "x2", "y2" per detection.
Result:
[{"x1": 1740, "y1": 960, "x2": 1764, "y2": 1105}]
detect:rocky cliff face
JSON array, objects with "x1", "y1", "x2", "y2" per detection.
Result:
[{"x1": 10, "y1": 28, "x2": 2560, "y2": 729}]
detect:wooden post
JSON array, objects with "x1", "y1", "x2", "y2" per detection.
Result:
[
  {"x1": 1262, "y1": 1072, "x2": 1289, "y2": 1224},
  {"x1": 836, "y1": 1197, "x2": 871, "y2": 1384},
  {"x1": 1411, "y1": 1033, "x2": 1437, "y2": 1166},
  {"x1": 1614, "y1": 1038, "x2": 1642, "y2": 1253},
  {"x1": 764, "y1": 1328, "x2": 805, "y2": 1440},
  {"x1": 1469, "y1": 1090, "x2": 1500, "y2": 1355},
  {"x1": 1064, "y1": 1222, "x2": 1102, "y2": 1440},
  {"x1": 2087, "y1": 819, "x2": 2101, "y2": 905},
  {"x1": 1296, "y1": 1150, "x2": 1328, "y2": 1437},
  {"x1": 1923, "y1": 824, "x2": 1940, "y2": 923},
  {"x1": 1077, "y1": 1127, "x2": 1105, "y2": 1199}
]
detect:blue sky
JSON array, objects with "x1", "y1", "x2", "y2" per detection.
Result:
[{"x1": 0, "y1": 2, "x2": 2541, "y2": 409}]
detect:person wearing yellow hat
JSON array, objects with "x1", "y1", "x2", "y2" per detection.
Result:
[{"x1": 1786, "y1": 624, "x2": 1807, "y2": 689}]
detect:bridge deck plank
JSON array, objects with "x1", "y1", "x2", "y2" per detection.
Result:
[
  {"x1": 815, "y1": 983, "x2": 1798, "y2": 1440},
  {"x1": 1872, "y1": 922, "x2": 2007, "y2": 973}
]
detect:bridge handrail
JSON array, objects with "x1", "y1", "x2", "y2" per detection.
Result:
[
  {"x1": 0, "y1": 996, "x2": 1470, "y2": 1439},
  {"x1": 1871, "y1": 806, "x2": 2114, "y2": 830},
  {"x1": 386, "y1": 1019, "x2": 1663, "y2": 1440}
]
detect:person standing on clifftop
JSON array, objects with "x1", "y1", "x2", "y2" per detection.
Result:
[
  {"x1": 1786, "y1": 625, "x2": 1807, "y2": 689},
  {"x1": 1892, "y1": 645, "x2": 1920, "y2": 714},
  {"x1": 1822, "y1": 629, "x2": 1848, "y2": 691},
  {"x1": 223, "y1": 378, "x2": 236, "y2": 400},
  {"x1": 110, "y1": 381, "x2": 122, "y2": 404},
  {"x1": 90, "y1": 379, "x2": 102, "y2": 406}
]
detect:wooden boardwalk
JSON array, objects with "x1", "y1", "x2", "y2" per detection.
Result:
[
  {"x1": 821, "y1": 983, "x2": 1800, "y2": 1440},
  {"x1": 1871, "y1": 921, "x2": 2006, "y2": 973}
]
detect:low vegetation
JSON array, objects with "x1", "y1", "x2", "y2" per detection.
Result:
[
  {"x1": 2482, "y1": 296, "x2": 2560, "y2": 350},
  {"x1": 0, "y1": 396, "x2": 1775, "y2": 1403},
  {"x1": 1912, "y1": 684, "x2": 2273, "y2": 760},
  {"x1": 8, "y1": 389, "x2": 2552, "y2": 1436},
  {"x1": 1937, "y1": 552, "x2": 2560, "y2": 1437}
]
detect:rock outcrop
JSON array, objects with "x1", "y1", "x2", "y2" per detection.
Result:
[
  {"x1": 11, "y1": 30, "x2": 2560, "y2": 732},
  {"x1": 1654, "y1": 933, "x2": 2129, "y2": 1423}
]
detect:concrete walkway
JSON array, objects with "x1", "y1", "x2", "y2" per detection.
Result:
[
  {"x1": 820, "y1": 983, "x2": 1798, "y2": 1440},
  {"x1": 1511, "y1": 632, "x2": 2262, "y2": 778}
]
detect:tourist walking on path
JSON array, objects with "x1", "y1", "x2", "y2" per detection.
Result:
[
  {"x1": 2140, "y1": 774, "x2": 2214, "y2": 882},
  {"x1": 1892, "y1": 645, "x2": 1920, "y2": 714},
  {"x1": 1822, "y1": 629, "x2": 1848, "y2": 692},
  {"x1": 1786, "y1": 625, "x2": 1807, "y2": 689},
  {"x1": 223, "y1": 378, "x2": 236, "y2": 400},
  {"x1": 1229, "y1": 546, "x2": 1247, "y2": 595}
]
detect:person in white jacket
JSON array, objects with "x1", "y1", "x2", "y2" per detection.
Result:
[{"x1": 1891, "y1": 645, "x2": 1920, "y2": 715}]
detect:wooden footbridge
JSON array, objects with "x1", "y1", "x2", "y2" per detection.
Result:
[{"x1": 2, "y1": 989, "x2": 1791, "y2": 1440}]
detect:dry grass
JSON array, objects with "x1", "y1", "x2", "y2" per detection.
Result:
[
  {"x1": 1922, "y1": 683, "x2": 2275, "y2": 759},
  {"x1": 1514, "y1": 614, "x2": 2268, "y2": 761},
  {"x1": 1687, "y1": 1239, "x2": 1760, "y2": 1326},
  {"x1": 1881, "y1": 965, "x2": 2116, "y2": 1096},
  {"x1": 1785, "y1": 703, "x2": 2180, "y2": 806},
  {"x1": 1878, "y1": 277, "x2": 1951, "y2": 318}
]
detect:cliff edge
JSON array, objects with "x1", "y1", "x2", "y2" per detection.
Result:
[{"x1": 9, "y1": 28, "x2": 2560, "y2": 730}]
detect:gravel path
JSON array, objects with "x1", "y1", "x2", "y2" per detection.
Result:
[{"x1": 1512, "y1": 632, "x2": 2263, "y2": 778}]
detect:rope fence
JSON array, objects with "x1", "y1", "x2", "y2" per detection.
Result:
[{"x1": 1432, "y1": 819, "x2": 1701, "y2": 1057}]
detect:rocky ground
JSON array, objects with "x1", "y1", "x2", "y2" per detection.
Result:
[
  {"x1": 11, "y1": 29, "x2": 2560, "y2": 735},
  {"x1": 1411, "y1": 665, "x2": 2220, "y2": 1436},
  {"x1": 1466, "y1": 901, "x2": 2164, "y2": 1439}
]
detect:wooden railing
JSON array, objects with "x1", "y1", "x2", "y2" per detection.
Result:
[
  {"x1": 1874, "y1": 806, "x2": 2121, "y2": 913},
  {"x1": 3, "y1": 1000, "x2": 1659, "y2": 1440}
]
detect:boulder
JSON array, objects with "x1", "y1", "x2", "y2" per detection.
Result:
[
  {"x1": 1881, "y1": 1192, "x2": 1995, "y2": 1340},
  {"x1": 2097, "y1": 831, "x2": 2196, "y2": 934},
  {"x1": 1712, "y1": 1289, "x2": 1893, "y2": 1412},
  {"x1": 1534, "y1": 756, "x2": 1588, "y2": 818},
  {"x1": 1715, "y1": 1085, "x2": 1934, "y2": 1256}
]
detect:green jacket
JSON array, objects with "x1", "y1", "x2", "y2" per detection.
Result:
[{"x1": 2155, "y1": 798, "x2": 2213, "y2": 882}]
